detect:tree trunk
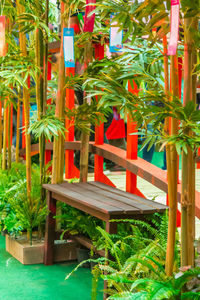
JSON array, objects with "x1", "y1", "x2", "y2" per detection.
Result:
[
  {"x1": 35, "y1": 0, "x2": 46, "y2": 196},
  {"x1": 17, "y1": 0, "x2": 31, "y2": 201},
  {"x1": 52, "y1": 1, "x2": 67, "y2": 184},
  {"x1": 181, "y1": 17, "x2": 197, "y2": 267}
]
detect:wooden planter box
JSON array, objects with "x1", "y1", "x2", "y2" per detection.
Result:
[{"x1": 6, "y1": 235, "x2": 77, "y2": 265}]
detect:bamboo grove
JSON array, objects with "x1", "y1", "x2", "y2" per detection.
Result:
[{"x1": 0, "y1": 0, "x2": 200, "y2": 274}]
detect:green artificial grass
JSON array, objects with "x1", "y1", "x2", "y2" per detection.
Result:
[{"x1": 0, "y1": 235, "x2": 103, "y2": 300}]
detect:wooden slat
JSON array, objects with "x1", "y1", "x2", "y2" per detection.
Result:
[
  {"x1": 59, "y1": 182, "x2": 128, "y2": 212},
  {"x1": 43, "y1": 184, "x2": 121, "y2": 214},
  {"x1": 61, "y1": 182, "x2": 141, "y2": 213},
  {"x1": 88, "y1": 182, "x2": 167, "y2": 212},
  {"x1": 73, "y1": 182, "x2": 153, "y2": 213}
]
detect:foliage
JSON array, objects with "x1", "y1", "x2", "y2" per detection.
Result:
[
  {"x1": 78, "y1": 44, "x2": 200, "y2": 155},
  {"x1": 65, "y1": 213, "x2": 181, "y2": 297},
  {"x1": 65, "y1": 99, "x2": 111, "y2": 133},
  {"x1": 57, "y1": 203, "x2": 103, "y2": 242},
  {"x1": 29, "y1": 107, "x2": 66, "y2": 141},
  {"x1": 91, "y1": 218, "x2": 198, "y2": 299},
  {"x1": 106, "y1": 264, "x2": 200, "y2": 299},
  {"x1": 0, "y1": 163, "x2": 48, "y2": 244},
  {"x1": 93, "y1": 214, "x2": 180, "y2": 279},
  {"x1": 0, "y1": 163, "x2": 27, "y2": 235}
]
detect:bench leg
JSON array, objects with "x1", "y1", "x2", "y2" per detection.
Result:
[
  {"x1": 44, "y1": 191, "x2": 56, "y2": 265},
  {"x1": 103, "y1": 221, "x2": 118, "y2": 300}
]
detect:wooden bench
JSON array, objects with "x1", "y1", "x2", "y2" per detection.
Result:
[{"x1": 43, "y1": 181, "x2": 168, "y2": 265}]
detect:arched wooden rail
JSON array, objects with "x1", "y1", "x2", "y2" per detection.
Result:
[{"x1": 19, "y1": 141, "x2": 200, "y2": 219}]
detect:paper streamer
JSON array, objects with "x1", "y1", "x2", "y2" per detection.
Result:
[
  {"x1": 168, "y1": 0, "x2": 180, "y2": 55},
  {"x1": 0, "y1": 16, "x2": 6, "y2": 57},
  {"x1": 63, "y1": 28, "x2": 75, "y2": 68},
  {"x1": 110, "y1": 14, "x2": 123, "y2": 53},
  {"x1": 83, "y1": 0, "x2": 96, "y2": 33}
]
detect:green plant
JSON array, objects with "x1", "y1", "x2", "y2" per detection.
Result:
[
  {"x1": 93, "y1": 214, "x2": 180, "y2": 281},
  {"x1": 105, "y1": 261, "x2": 200, "y2": 299},
  {"x1": 0, "y1": 163, "x2": 48, "y2": 245},
  {"x1": 0, "y1": 163, "x2": 27, "y2": 235},
  {"x1": 7, "y1": 165, "x2": 48, "y2": 245},
  {"x1": 66, "y1": 214, "x2": 180, "y2": 298},
  {"x1": 57, "y1": 203, "x2": 103, "y2": 242}
]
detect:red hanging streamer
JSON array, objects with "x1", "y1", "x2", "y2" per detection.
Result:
[
  {"x1": 0, "y1": 16, "x2": 6, "y2": 57},
  {"x1": 83, "y1": 0, "x2": 96, "y2": 33}
]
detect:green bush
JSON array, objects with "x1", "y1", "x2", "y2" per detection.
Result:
[{"x1": 0, "y1": 163, "x2": 48, "y2": 244}]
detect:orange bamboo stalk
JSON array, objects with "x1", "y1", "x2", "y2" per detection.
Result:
[
  {"x1": 52, "y1": 1, "x2": 66, "y2": 184},
  {"x1": 17, "y1": 0, "x2": 31, "y2": 200},
  {"x1": 165, "y1": 55, "x2": 179, "y2": 276},
  {"x1": 2, "y1": 100, "x2": 7, "y2": 170}
]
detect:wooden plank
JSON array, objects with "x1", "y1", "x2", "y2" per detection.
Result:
[
  {"x1": 89, "y1": 182, "x2": 168, "y2": 212},
  {"x1": 73, "y1": 182, "x2": 150, "y2": 213},
  {"x1": 59, "y1": 183, "x2": 124, "y2": 212},
  {"x1": 43, "y1": 184, "x2": 121, "y2": 214},
  {"x1": 59, "y1": 183, "x2": 123, "y2": 213},
  {"x1": 61, "y1": 182, "x2": 141, "y2": 212},
  {"x1": 52, "y1": 192, "x2": 110, "y2": 221}
]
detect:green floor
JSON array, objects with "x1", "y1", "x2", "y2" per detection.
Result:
[{"x1": 0, "y1": 236, "x2": 103, "y2": 300}]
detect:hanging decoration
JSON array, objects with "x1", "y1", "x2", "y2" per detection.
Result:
[
  {"x1": 83, "y1": 0, "x2": 96, "y2": 33},
  {"x1": 110, "y1": 14, "x2": 123, "y2": 53},
  {"x1": 168, "y1": 0, "x2": 180, "y2": 55},
  {"x1": 63, "y1": 28, "x2": 75, "y2": 68},
  {"x1": 0, "y1": 15, "x2": 6, "y2": 57}
]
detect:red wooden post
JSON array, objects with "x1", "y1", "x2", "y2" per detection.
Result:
[
  {"x1": 198, "y1": 148, "x2": 200, "y2": 169},
  {"x1": 94, "y1": 43, "x2": 115, "y2": 187},
  {"x1": 126, "y1": 80, "x2": 145, "y2": 197},
  {"x1": 22, "y1": 104, "x2": 25, "y2": 149},
  {"x1": 64, "y1": 18, "x2": 81, "y2": 179},
  {"x1": 6, "y1": 103, "x2": 12, "y2": 147},
  {"x1": 65, "y1": 67, "x2": 80, "y2": 179}
]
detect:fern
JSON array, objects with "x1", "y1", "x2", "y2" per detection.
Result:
[{"x1": 0, "y1": 163, "x2": 48, "y2": 243}]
